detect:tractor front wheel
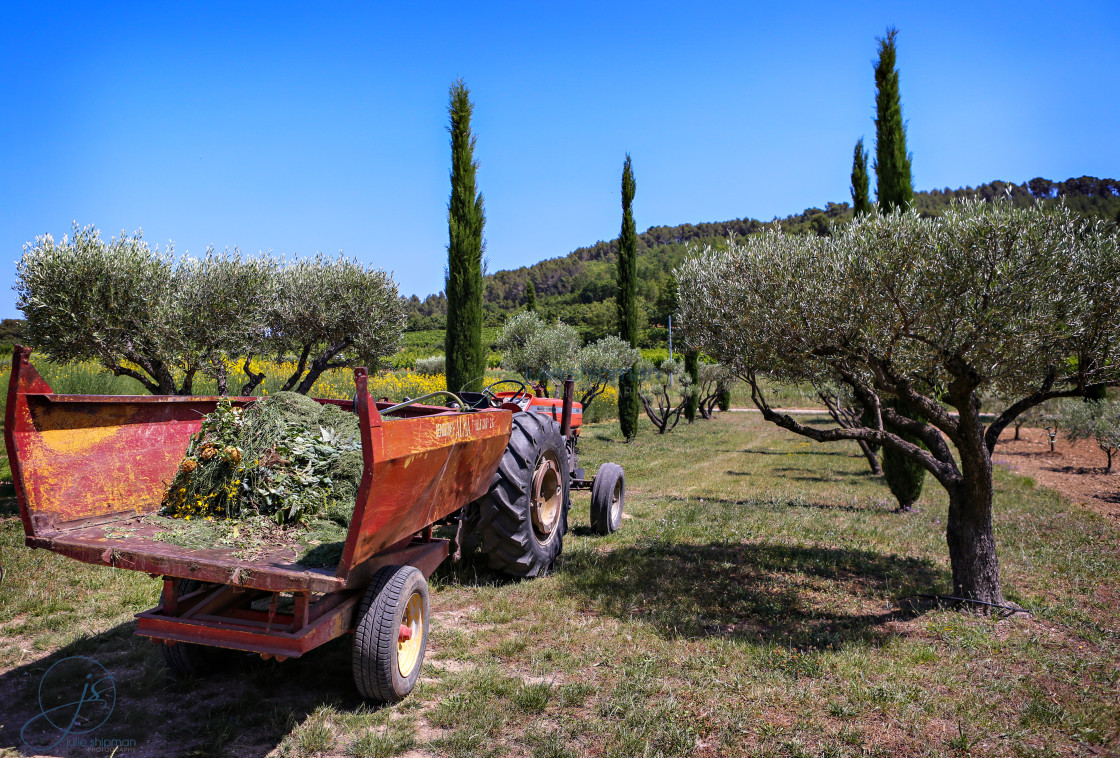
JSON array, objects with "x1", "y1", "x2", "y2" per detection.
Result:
[
  {"x1": 590, "y1": 462, "x2": 625, "y2": 535},
  {"x1": 352, "y1": 565, "x2": 430, "y2": 702},
  {"x1": 468, "y1": 412, "x2": 570, "y2": 577}
]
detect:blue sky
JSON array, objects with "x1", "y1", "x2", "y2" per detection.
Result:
[{"x1": 2, "y1": 1, "x2": 1117, "y2": 319}]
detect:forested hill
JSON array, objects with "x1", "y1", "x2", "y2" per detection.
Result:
[{"x1": 404, "y1": 176, "x2": 1120, "y2": 342}]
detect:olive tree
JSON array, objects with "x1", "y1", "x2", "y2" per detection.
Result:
[
  {"x1": 574, "y1": 335, "x2": 641, "y2": 408},
  {"x1": 17, "y1": 226, "x2": 273, "y2": 395},
  {"x1": 677, "y1": 201, "x2": 1120, "y2": 605},
  {"x1": 695, "y1": 362, "x2": 732, "y2": 420},
  {"x1": 639, "y1": 359, "x2": 693, "y2": 434},
  {"x1": 497, "y1": 311, "x2": 579, "y2": 395},
  {"x1": 175, "y1": 250, "x2": 277, "y2": 395},
  {"x1": 414, "y1": 355, "x2": 446, "y2": 376},
  {"x1": 250, "y1": 253, "x2": 405, "y2": 395},
  {"x1": 1060, "y1": 398, "x2": 1120, "y2": 472}
]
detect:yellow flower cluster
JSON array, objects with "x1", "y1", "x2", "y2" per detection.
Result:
[
  {"x1": 163, "y1": 485, "x2": 222, "y2": 521},
  {"x1": 595, "y1": 384, "x2": 620, "y2": 403},
  {"x1": 580, "y1": 383, "x2": 620, "y2": 423},
  {"x1": 363, "y1": 371, "x2": 446, "y2": 402},
  {"x1": 219, "y1": 358, "x2": 447, "y2": 402}
]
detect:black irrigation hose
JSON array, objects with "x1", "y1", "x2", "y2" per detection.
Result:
[{"x1": 904, "y1": 593, "x2": 1031, "y2": 616}]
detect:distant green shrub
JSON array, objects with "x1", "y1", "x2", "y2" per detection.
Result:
[{"x1": 414, "y1": 355, "x2": 446, "y2": 376}]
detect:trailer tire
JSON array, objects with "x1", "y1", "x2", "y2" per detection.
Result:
[
  {"x1": 470, "y1": 412, "x2": 570, "y2": 578},
  {"x1": 158, "y1": 580, "x2": 227, "y2": 678},
  {"x1": 352, "y1": 565, "x2": 429, "y2": 702},
  {"x1": 590, "y1": 462, "x2": 625, "y2": 535}
]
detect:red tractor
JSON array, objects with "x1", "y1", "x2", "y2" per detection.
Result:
[{"x1": 450, "y1": 377, "x2": 626, "y2": 578}]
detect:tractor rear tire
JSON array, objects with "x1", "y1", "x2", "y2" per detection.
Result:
[
  {"x1": 469, "y1": 412, "x2": 570, "y2": 578},
  {"x1": 352, "y1": 565, "x2": 429, "y2": 702},
  {"x1": 590, "y1": 463, "x2": 625, "y2": 535}
]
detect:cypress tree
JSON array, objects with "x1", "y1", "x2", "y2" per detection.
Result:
[
  {"x1": 524, "y1": 280, "x2": 537, "y2": 312},
  {"x1": 882, "y1": 399, "x2": 927, "y2": 512},
  {"x1": 717, "y1": 384, "x2": 731, "y2": 413},
  {"x1": 684, "y1": 350, "x2": 699, "y2": 422},
  {"x1": 873, "y1": 28, "x2": 913, "y2": 213},
  {"x1": 445, "y1": 79, "x2": 486, "y2": 393},
  {"x1": 871, "y1": 29, "x2": 923, "y2": 507},
  {"x1": 850, "y1": 138, "x2": 871, "y2": 216},
  {"x1": 616, "y1": 155, "x2": 641, "y2": 440}
]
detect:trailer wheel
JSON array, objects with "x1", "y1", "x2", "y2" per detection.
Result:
[
  {"x1": 469, "y1": 412, "x2": 570, "y2": 577},
  {"x1": 352, "y1": 565, "x2": 429, "y2": 702},
  {"x1": 158, "y1": 580, "x2": 226, "y2": 678},
  {"x1": 590, "y1": 463, "x2": 625, "y2": 535}
]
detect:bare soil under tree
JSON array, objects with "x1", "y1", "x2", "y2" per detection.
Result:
[{"x1": 993, "y1": 426, "x2": 1120, "y2": 522}]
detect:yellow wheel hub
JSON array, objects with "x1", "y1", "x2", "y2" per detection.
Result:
[
  {"x1": 397, "y1": 592, "x2": 424, "y2": 677},
  {"x1": 530, "y1": 453, "x2": 562, "y2": 540}
]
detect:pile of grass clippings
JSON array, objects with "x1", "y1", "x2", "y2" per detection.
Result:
[{"x1": 155, "y1": 392, "x2": 364, "y2": 567}]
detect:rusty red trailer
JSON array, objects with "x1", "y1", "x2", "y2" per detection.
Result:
[{"x1": 4, "y1": 346, "x2": 512, "y2": 701}]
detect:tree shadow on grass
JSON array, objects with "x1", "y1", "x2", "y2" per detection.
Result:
[
  {"x1": 0, "y1": 496, "x2": 19, "y2": 517},
  {"x1": 0, "y1": 620, "x2": 370, "y2": 757},
  {"x1": 769, "y1": 466, "x2": 880, "y2": 483},
  {"x1": 741, "y1": 449, "x2": 862, "y2": 458},
  {"x1": 1047, "y1": 464, "x2": 1112, "y2": 476},
  {"x1": 661, "y1": 494, "x2": 886, "y2": 514},
  {"x1": 557, "y1": 540, "x2": 947, "y2": 651}
]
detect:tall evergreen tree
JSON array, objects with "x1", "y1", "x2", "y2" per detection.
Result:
[
  {"x1": 873, "y1": 28, "x2": 913, "y2": 213},
  {"x1": 871, "y1": 28, "x2": 924, "y2": 507},
  {"x1": 445, "y1": 79, "x2": 486, "y2": 393},
  {"x1": 616, "y1": 155, "x2": 641, "y2": 440},
  {"x1": 524, "y1": 280, "x2": 537, "y2": 312},
  {"x1": 683, "y1": 350, "x2": 700, "y2": 422},
  {"x1": 850, "y1": 138, "x2": 871, "y2": 216}
]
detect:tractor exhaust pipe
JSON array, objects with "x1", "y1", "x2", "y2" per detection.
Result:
[{"x1": 560, "y1": 376, "x2": 575, "y2": 438}]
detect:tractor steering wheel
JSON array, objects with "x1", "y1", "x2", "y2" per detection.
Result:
[{"x1": 481, "y1": 379, "x2": 530, "y2": 407}]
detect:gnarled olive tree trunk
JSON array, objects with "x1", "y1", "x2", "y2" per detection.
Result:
[{"x1": 947, "y1": 392, "x2": 1003, "y2": 604}]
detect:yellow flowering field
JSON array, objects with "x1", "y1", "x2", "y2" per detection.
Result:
[
  {"x1": 1, "y1": 356, "x2": 618, "y2": 422},
  {"x1": 20, "y1": 357, "x2": 449, "y2": 404}
]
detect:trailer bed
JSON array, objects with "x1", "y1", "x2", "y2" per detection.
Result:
[{"x1": 5, "y1": 347, "x2": 512, "y2": 594}]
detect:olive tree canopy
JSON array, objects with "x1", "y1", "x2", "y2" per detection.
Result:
[
  {"x1": 17, "y1": 225, "x2": 404, "y2": 396},
  {"x1": 497, "y1": 312, "x2": 640, "y2": 405},
  {"x1": 17, "y1": 226, "x2": 275, "y2": 394},
  {"x1": 261, "y1": 253, "x2": 405, "y2": 395},
  {"x1": 497, "y1": 311, "x2": 580, "y2": 394},
  {"x1": 677, "y1": 201, "x2": 1120, "y2": 604},
  {"x1": 575, "y1": 335, "x2": 641, "y2": 408}
]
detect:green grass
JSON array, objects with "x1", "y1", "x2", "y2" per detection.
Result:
[{"x1": 0, "y1": 413, "x2": 1117, "y2": 756}]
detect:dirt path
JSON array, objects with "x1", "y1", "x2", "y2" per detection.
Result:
[{"x1": 993, "y1": 426, "x2": 1120, "y2": 522}]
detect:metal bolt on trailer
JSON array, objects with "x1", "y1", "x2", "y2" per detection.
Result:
[{"x1": 5, "y1": 348, "x2": 626, "y2": 702}]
